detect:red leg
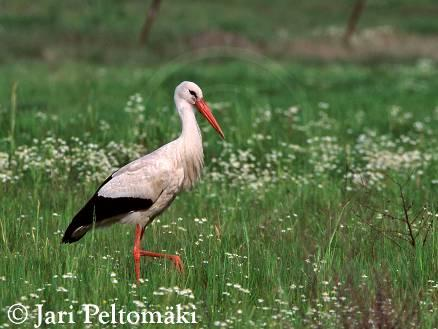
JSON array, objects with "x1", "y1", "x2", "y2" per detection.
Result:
[
  {"x1": 133, "y1": 224, "x2": 143, "y2": 282},
  {"x1": 133, "y1": 224, "x2": 184, "y2": 283},
  {"x1": 139, "y1": 250, "x2": 184, "y2": 273}
]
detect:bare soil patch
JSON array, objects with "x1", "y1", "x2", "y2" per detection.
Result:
[{"x1": 189, "y1": 28, "x2": 438, "y2": 61}]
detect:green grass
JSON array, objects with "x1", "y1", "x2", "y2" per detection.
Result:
[
  {"x1": 0, "y1": 61, "x2": 437, "y2": 328},
  {"x1": 1, "y1": 2, "x2": 437, "y2": 327}
]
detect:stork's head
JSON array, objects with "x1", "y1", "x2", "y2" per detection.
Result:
[{"x1": 175, "y1": 81, "x2": 224, "y2": 139}]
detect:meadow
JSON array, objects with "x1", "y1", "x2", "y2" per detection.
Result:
[
  {"x1": 1, "y1": 1, "x2": 438, "y2": 328},
  {"x1": 0, "y1": 60, "x2": 436, "y2": 328}
]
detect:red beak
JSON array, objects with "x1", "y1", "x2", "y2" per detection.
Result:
[{"x1": 195, "y1": 98, "x2": 225, "y2": 139}]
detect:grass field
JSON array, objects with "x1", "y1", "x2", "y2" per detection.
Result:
[
  {"x1": 0, "y1": 1, "x2": 438, "y2": 328},
  {"x1": 0, "y1": 60, "x2": 437, "y2": 328}
]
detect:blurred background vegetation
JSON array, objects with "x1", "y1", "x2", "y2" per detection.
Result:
[{"x1": 1, "y1": 0, "x2": 438, "y2": 64}]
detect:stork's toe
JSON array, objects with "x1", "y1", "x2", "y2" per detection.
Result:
[{"x1": 169, "y1": 255, "x2": 184, "y2": 273}]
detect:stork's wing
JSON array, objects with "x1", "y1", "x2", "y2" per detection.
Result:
[{"x1": 62, "y1": 151, "x2": 175, "y2": 243}]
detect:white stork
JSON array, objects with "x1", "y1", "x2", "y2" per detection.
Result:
[{"x1": 62, "y1": 81, "x2": 224, "y2": 282}]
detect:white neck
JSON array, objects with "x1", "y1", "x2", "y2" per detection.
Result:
[{"x1": 176, "y1": 99, "x2": 204, "y2": 189}]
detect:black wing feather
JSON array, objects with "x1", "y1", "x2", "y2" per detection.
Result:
[{"x1": 62, "y1": 175, "x2": 153, "y2": 243}]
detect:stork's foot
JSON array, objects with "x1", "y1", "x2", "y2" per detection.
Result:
[{"x1": 168, "y1": 255, "x2": 184, "y2": 273}]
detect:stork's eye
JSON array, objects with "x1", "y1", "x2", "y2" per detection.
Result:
[{"x1": 189, "y1": 90, "x2": 197, "y2": 98}]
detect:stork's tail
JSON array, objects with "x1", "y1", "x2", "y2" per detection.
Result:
[{"x1": 62, "y1": 201, "x2": 95, "y2": 243}]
